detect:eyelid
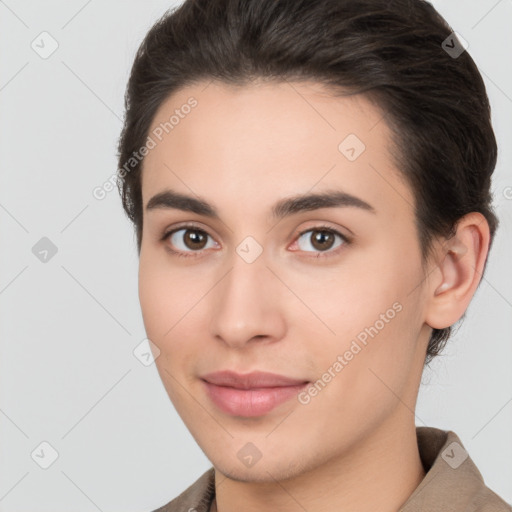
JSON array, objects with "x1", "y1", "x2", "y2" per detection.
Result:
[
  {"x1": 160, "y1": 221, "x2": 215, "y2": 243},
  {"x1": 294, "y1": 222, "x2": 351, "y2": 242}
]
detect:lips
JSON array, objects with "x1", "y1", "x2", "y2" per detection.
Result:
[
  {"x1": 200, "y1": 370, "x2": 309, "y2": 417},
  {"x1": 201, "y1": 370, "x2": 308, "y2": 389}
]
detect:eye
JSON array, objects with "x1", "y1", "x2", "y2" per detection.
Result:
[
  {"x1": 161, "y1": 223, "x2": 350, "y2": 259},
  {"x1": 291, "y1": 226, "x2": 349, "y2": 256},
  {"x1": 162, "y1": 225, "x2": 218, "y2": 257}
]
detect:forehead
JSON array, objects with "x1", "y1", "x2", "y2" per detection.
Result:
[{"x1": 141, "y1": 79, "x2": 414, "y2": 220}]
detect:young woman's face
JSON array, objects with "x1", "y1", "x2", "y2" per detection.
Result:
[{"x1": 138, "y1": 80, "x2": 432, "y2": 481}]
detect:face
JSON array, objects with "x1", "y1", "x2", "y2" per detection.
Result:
[{"x1": 138, "y1": 80, "x2": 432, "y2": 482}]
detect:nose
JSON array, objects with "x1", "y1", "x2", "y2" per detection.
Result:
[{"x1": 209, "y1": 253, "x2": 286, "y2": 349}]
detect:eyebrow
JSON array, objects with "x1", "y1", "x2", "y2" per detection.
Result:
[{"x1": 145, "y1": 189, "x2": 376, "y2": 219}]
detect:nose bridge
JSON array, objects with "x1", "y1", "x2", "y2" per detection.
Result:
[{"x1": 209, "y1": 248, "x2": 285, "y2": 347}]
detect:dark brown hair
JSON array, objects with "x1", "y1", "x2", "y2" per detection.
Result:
[{"x1": 117, "y1": 0, "x2": 498, "y2": 365}]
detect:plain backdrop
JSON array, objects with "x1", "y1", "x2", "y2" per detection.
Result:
[{"x1": 1, "y1": 0, "x2": 511, "y2": 510}]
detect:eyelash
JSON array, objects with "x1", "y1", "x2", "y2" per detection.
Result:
[{"x1": 160, "y1": 223, "x2": 351, "y2": 259}]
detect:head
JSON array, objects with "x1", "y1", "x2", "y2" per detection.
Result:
[{"x1": 117, "y1": 0, "x2": 498, "y2": 482}]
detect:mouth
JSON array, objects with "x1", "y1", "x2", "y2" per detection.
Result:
[{"x1": 200, "y1": 370, "x2": 310, "y2": 417}]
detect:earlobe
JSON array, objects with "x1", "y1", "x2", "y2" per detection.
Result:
[{"x1": 425, "y1": 213, "x2": 490, "y2": 330}]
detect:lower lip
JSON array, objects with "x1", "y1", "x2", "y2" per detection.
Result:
[{"x1": 202, "y1": 380, "x2": 309, "y2": 417}]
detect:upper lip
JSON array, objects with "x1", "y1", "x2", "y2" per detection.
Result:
[{"x1": 201, "y1": 370, "x2": 309, "y2": 389}]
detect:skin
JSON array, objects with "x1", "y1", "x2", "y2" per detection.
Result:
[{"x1": 138, "y1": 79, "x2": 490, "y2": 512}]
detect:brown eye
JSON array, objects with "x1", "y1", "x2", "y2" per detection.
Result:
[
  {"x1": 167, "y1": 227, "x2": 216, "y2": 253},
  {"x1": 296, "y1": 228, "x2": 347, "y2": 254},
  {"x1": 312, "y1": 230, "x2": 335, "y2": 250},
  {"x1": 183, "y1": 230, "x2": 208, "y2": 249}
]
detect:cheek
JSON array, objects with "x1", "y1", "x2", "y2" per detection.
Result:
[
  {"x1": 325, "y1": 260, "x2": 424, "y2": 407},
  {"x1": 294, "y1": 241, "x2": 424, "y2": 369},
  {"x1": 138, "y1": 251, "x2": 195, "y2": 335},
  {"x1": 283, "y1": 256, "x2": 412, "y2": 339},
  {"x1": 138, "y1": 259, "x2": 167, "y2": 338},
  {"x1": 137, "y1": 256, "x2": 191, "y2": 354},
  {"x1": 138, "y1": 254, "x2": 213, "y2": 371}
]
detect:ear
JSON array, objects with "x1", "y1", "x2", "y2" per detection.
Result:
[{"x1": 424, "y1": 212, "x2": 491, "y2": 330}]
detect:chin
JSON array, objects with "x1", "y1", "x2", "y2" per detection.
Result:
[{"x1": 212, "y1": 455, "x2": 309, "y2": 484}]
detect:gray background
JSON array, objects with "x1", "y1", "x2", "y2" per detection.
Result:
[{"x1": 1, "y1": 0, "x2": 511, "y2": 510}]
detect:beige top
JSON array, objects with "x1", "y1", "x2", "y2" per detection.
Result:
[{"x1": 153, "y1": 426, "x2": 511, "y2": 511}]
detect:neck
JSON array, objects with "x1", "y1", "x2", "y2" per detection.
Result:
[{"x1": 213, "y1": 416, "x2": 426, "y2": 512}]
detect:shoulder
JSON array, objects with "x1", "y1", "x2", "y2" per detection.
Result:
[
  {"x1": 401, "y1": 426, "x2": 511, "y2": 511},
  {"x1": 470, "y1": 488, "x2": 512, "y2": 512},
  {"x1": 152, "y1": 467, "x2": 216, "y2": 512}
]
